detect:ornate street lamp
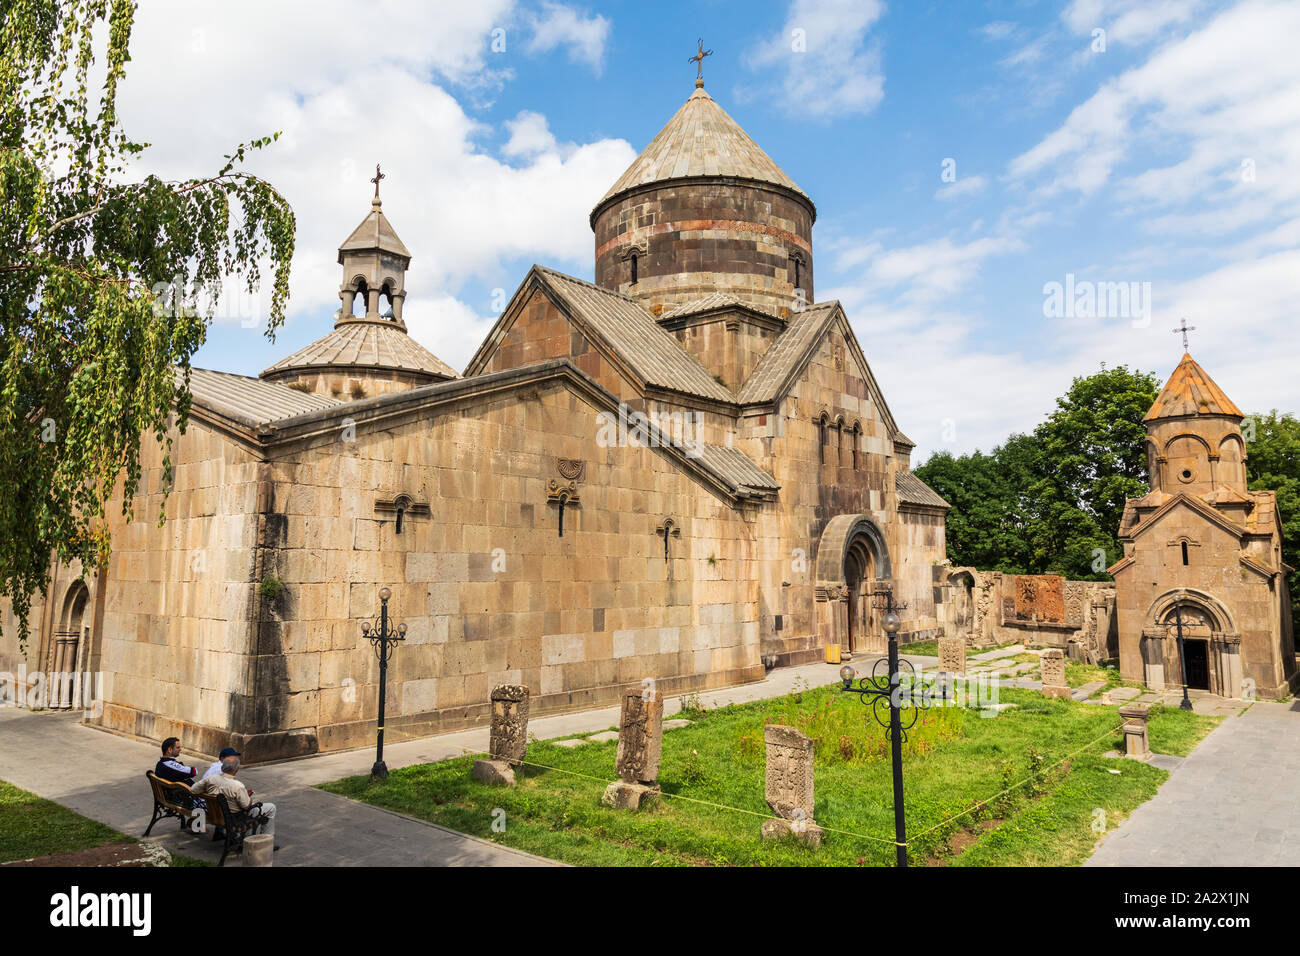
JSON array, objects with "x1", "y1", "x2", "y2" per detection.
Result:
[
  {"x1": 360, "y1": 587, "x2": 407, "y2": 779},
  {"x1": 1172, "y1": 603, "x2": 1193, "y2": 712},
  {"x1": 839, "y1": 588, "x2": 913, "y2": 867}
]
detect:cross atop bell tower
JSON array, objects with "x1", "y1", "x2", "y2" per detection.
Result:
[{"x1": 337, "y1": 169, "x2": 411, "y2": 328}]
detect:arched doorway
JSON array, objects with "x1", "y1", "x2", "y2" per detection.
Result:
[
  {"x1": 815, "y1": 514, "x2": 893, "y2": 656},
  {"x1": 1140, "y1": 588, "x2": 1241, "y2": 697},
  {"x1": 52, "y1": 581, "x2": 90, "y2": 710}
]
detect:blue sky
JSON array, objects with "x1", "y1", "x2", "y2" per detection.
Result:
[{"x1": 116, "y1": 0, "x2": 1300, "y2": 460}]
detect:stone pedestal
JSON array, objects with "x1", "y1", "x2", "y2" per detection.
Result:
[
  {"x1": 1040, "y1": 648, "x2": 1072, "y2": 699},
  {"x1": 1119, "y1": 703, "x2": 1151, "y2": 760},
  {"x1": 242, "y1": 833, "x2": 274, "y2": 867},
  {"x1": 472, "y1": 759, "x2": 517, "y2": 786},
  {"x1": 762, "y1": 724, "x2": 820, "y2": 847},
  {"x1": 601, "y1": 780, "x2": 659, "y2": 810},
  {"x1": 760, "y1": 817, "x2": 823, "y2": 847},
  {"x1": 938, "y1": 637, "x2": 966, "y2": 676}
]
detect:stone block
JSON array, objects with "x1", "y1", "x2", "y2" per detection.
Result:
[
  {"x1": 938, "y1": 637, "x2": 966, "y2": 675},
  {"x1": 760, "y1": 817, "x2": 823, "y2": 848},
  {"x1": 601, "y1": 780, "x2": 659, "y2": 810},
  {"x1": 472, "y1": 759, "x2": 517, "y2": 786},
  {"x1": 242, "y1": 833, "x2": 274, "y2": 867}
]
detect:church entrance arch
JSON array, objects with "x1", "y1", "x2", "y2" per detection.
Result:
[
  {"x1": 1140, "y1": 588, "x2": 1241, "y2": 697},
  {"x1": 52, "y1": 581, "x2": 90, "y2": 710},
  {"x1": 815, "y1": 514, "x2": 892, "y2": 656}
]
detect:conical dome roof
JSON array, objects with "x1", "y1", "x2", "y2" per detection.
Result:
[
  {"x1": 594, "y1": 85, "x2": 812, "y2": 216},
  {"x1": 338, "y1": 197, "x2": 411, "y2": 262},
  {"x1": 1144, "y1": 353, "x2": 1244, "y2": 422}
]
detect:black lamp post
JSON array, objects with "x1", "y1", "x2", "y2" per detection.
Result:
[
  {"x1": 360, "y1": 587, "x2": 406, "y2": 779},
  {"x1": 1172, "y1": 603, "x2": 1193, "y2": 712},
  {"x1": 839, "y1": 589, "x2": 912, "y2": 867}
]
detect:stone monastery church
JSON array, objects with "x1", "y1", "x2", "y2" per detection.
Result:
[{"x1": 2, "y1": 77, "x2": 957, "y2": 760}]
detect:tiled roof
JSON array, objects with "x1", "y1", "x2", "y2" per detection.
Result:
[
  {"x1": 735, "y1": 302, "x2": 838, "y2": 404},
  {"x1": 184, "y1": 367, "x2": 340, "y2": 425},
  {"x1": 1144, "y1": 353, "x2": 1244, "y2": 421},
  {"x1": 597, "y1": 86, "x2": 812, "y2": 210},
  {"x1": 338, "y1": 199, "x2": 411, "y2": 260},
  {"x1": 658, "y1": 292, "x2": 785, "y2": 324},
  {"x1": 536, "y1": 267, "x2": 734, "y2": 403},
  {"x1": 694, "y1": 442, "x2": 779, "y2": 494},
  {"x1": 896, "y1": 470, "x2": 950, "y2": 509},
  {"x1": 260, "y1": 319, "x2": 459, "y2": 381}
]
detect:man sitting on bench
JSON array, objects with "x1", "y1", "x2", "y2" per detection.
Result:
[
  {"x1": 154, "y1": 737, "x2": 198, "y2": 784},
  {"x1": 190, "y1": 755, "x2": 277, "y2": 841}
]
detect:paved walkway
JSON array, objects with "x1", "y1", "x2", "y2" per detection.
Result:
[
  {"x1": 0, "y1": 656, "x2": 871, "y2": 867},
  {"x1": 1087, "y1": 700, "x2": 1300, "y2": 866}
]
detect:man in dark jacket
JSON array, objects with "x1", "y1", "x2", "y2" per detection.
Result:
[{"x1": 154, "y1": 737, "x2": 197, "y2": 784}]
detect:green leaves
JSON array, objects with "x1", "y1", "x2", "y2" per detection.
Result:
[
  {"x1": 916, "y1": 365, "x2": 1159, "y2": 580},
  {"x1": 1245, "y1": 410, "x2": 1300, "y2": 628},
  {"x1": 0, "y1": 0, "x2": 295, "y2": 646}
]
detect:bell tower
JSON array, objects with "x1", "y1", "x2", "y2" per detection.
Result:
[
  {"x1": 337, "y1": 164, "x2": 411, "y2": 328},
  {"x1": 1143, "y1": 352, "x2": 1248, "y2": 500}
]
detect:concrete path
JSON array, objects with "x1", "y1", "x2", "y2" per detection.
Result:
[
  {"x1": 1087, "y1": 700, "x2": 1300, "y2": 866},
  {"x1": 0, "y1": 656, "x2": 877, "y2": 867}
]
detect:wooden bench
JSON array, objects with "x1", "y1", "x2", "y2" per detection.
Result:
[
  {"x1": 144, "y1": 771, "x2": 269, "y2": 866},
  {"x1": 144, "y1": 771, "x2": 203, "y2": 835}
]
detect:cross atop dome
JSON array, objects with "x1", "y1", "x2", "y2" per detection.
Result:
[{"x1": 689, "y1": 38, "x2": 712, "y2": 88}]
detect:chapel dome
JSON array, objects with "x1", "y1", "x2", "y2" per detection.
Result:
[{"x1": 590, "y1": 81, "x2": 816, "y2": 319}]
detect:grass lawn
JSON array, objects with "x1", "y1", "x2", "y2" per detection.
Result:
[
  {"x1": 0, "y1": 779, "x2": 211, "y2": 866},
  {"x1": 321, "y1": 682, "x2": 1220, "y2": 867},
  {"x1": 1064, "y1": 661, "x2": 1142, "y2": 691}
]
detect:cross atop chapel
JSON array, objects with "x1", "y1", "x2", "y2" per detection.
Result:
[
  {"x1": 689, "y1": 39, "x2": 712, "y2": 87},
  {"x1": 1172, "y1": 318, "x2": 1196, "y2": 352}
]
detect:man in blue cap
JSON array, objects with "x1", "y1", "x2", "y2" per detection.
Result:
[{"x1": 202, "y1": 746, "x2": 240, "y2": 781}]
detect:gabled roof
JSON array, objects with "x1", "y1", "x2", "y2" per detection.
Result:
[
  {"x1": 1121, "y1": 491, "x2": 1247, "y2": 543},
  {"x1": 184, "y1": 367, "x2": 341, "y2": 426},
  {"x1": 594, "y1": 85, "x2": 813, "y2": 217},
  {"x1": 896, "y1": 470, "x2": 949, "y2": 509},
  {"x1": 1144, "y1": 353, "x2": 1244, "y2": 421},
  {"x1": 735, "y1": 301, "x2": 838, "y2": 404},
  {"x1": 261, "y1": 319, "x2": 459, "y2": 381},
  {"x1": 658, "y1": 291, "x2": 785, "y2": 326},
  {"x1": 471, "y1": 266, "x2": 735, "y2": 404},
  {"x1": 338, "y1": 198, "x2": 411, "y2": 261}
]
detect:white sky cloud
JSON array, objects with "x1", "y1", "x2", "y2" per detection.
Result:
[
  {"x1": 114, "y1": 0, "x2": 636, "y2": 368},
  {"x1": 524, "y1": 2, "x2": 611, "y2": 75},
  {"x1": 750, "y1": 0, "x2": 887, "y2": 117}
]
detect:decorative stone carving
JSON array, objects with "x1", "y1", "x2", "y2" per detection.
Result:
[
  {"x1": 602, "y1": 691, "x2": 664, "y2": 809},
  {"x1": 1119, "y1": 703, "x2": 1151, "y2": 760},
  {"x1": 761, "y1": 724, "x2": 822, "y2": 847},
  {"x1": 1040, "y1": 648, "x2": 1071, "y2": 699},
  {"x1": 938, "y1": 637, "x2": 966, "y2": 675},
  {"x1": 471, "y1": 683, "x2": 530, "y2": 787},
  {"x1": 556, "y1": 458, "x2": 586, "y2": 482}
]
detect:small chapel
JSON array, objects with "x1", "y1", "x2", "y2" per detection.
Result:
[
  {"x1": 1, "y1": 74, "x2": 956, "y2": 760},
  {"x1": 1110, "y1": 353, "x2": 1296, "y2": 698}
]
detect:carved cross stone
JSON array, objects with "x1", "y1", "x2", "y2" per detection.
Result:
[
  {"x1": 472, "y1": 683, "x2": 530, "y2": 786},
  {"x1": 761, "y1": 724, "x2": 821, "y2": 847},
  {"x1": 602, "y1": 691, "x2": 664, "y2": 809}
]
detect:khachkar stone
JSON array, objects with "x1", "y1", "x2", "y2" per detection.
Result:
[
  {"x1": 760, "y1": 724, "x2": 822, "y2": 847},
  {"x1": 938, "y1": 637, "x2": 966, "y2": 676},
  {"x1": 601, "y1": 691, "x2": 664, "y2": 809},
  {"x1": 1040, "y1": 648, "x2": 1071, "y2": 699},
  {"x1": 472, "y1": 684, "x2": 529, "y2": 786},
  {"x1": 1119, "y1": 703, "x2": 1151, "y2": 760}
]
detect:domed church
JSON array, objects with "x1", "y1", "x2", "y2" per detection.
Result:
[{"x1": 2, "y1": 76, "x2": 955, "y2": 761}]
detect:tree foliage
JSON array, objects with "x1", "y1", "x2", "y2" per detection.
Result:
[
  {"x1": 1245, "y1": 410, "x2": 1300, "y2": 626},
  {"x1": 916, "y1": 365, "x2": 1159, "y2": 580},
  {"x1": 1, "y1": 0, "x2": 295, "y2": 644}
]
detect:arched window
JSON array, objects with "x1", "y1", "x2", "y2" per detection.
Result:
[
  {"x1": 852, "y1": 423, "x2": 862, "y2": 469},
  {"x1": 1181, "y1": 541, "x2": 1189, "y2": 565},
  {"x1": 630, "y1": 252, "x2": 638, "y2": 285},
  {"x1": 818, "y1": 414, "x2": 829, "y2": 464}
]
